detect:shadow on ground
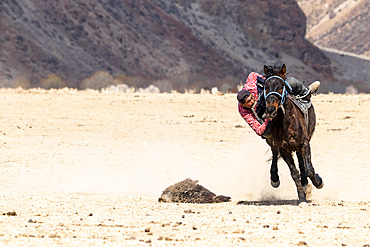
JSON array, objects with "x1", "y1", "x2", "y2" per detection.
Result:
[{"x1": 237, "y1": 200, "x2": 312, "y2": 206}]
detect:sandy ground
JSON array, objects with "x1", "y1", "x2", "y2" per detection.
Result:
[{"x1": 0, "y1": 88, "x2": 369, "y2": 246}]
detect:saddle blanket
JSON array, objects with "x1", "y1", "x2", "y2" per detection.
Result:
[{"x1": 288, "y1": 95, "x2": 312, "y2": 126}]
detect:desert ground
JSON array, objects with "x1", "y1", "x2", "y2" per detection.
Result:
[{"x1": 0, "y1": 88, "x2": 369, "y2": 246}]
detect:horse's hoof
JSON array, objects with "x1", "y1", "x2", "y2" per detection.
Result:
[
  {"x1": 299, "y1": 200, "x2": 308, "y2": 206},
  {"x1": 298, "y1": 191, "x2": 306, "y2": 203},
  {"x1": 313, "y1": 174, "x2": 324, "y2": 189},
  {"x1": 271, "y1": 179, "x2": 280, "y2": 188},
  {"x1": 303, "y1": 184, "x2": 313, "y2": 200},
  {"x1": 316, "y1": 181, "x2": 324, "y2": 189}
]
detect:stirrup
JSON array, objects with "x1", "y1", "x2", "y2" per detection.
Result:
[{"x1": 293, "y1": 91, "x2": 311, "y2": 101}]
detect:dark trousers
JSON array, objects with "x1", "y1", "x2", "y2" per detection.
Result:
[{"x1": 286, "y1": 76, "x2": 309, "y2": 96}]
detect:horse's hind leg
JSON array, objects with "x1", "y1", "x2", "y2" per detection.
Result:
[
  {"x1": 297, "y1": 152, "x2": 308, "y2": 186},
  {"x1": 280, "y1": 149, "x2": 306, "y2": 202},
  {"x1": 270, "y1": 147, "x2": 280, "y2": 188},
  {"x1": 304, "y1": 144, "x2": 324, "y2": 189},
  {"x1": 297, "y1": 152, "x2": 313, "y2": 199}
]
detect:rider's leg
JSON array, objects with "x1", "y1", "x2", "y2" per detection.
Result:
[
  {"x1": 286, "y1": 76, "x2": 309, "y2": 96},
  {"x1": 286, "y1": 77, "x2": 320, "y2": 99}
]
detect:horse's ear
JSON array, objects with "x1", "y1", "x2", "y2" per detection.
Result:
[
  {"x1": 263, "y1": 65, "x2": 269, "y2": 75},
  {"x1": 279, "y1": 64, "x2": 286, "y2": 78}
]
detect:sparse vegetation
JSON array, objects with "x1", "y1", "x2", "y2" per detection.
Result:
[
  {"x1": 153, "y1": 79, "x2": 173, "y2": 93},
  {"x1": 40, "y1": 74, "x2": 67, "y2": 89},
  {"x1": 354, "y1": 81, "x2": 370, "y2": 93},
  {"x1": 80, "y1": 71, "x2": 115, "y2": 90},
  {"x1": 12, "y1": 77, "x2": 32, "y2": 89},
  {"x1": 113, "y1": 74, "x2": 138, "y2": 88}
]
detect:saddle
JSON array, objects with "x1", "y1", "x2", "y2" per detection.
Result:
[{"x1": 288, "y1": 95, "x2": 312, "y2": 127}]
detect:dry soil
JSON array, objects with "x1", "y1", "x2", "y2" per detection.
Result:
[{"x1": 0, "y1": 88, "x2": 369, "y2": 246}]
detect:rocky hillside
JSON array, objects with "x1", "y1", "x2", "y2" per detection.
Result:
[
  {"x1": 297, "y1": 0, "x2": 369, "y2": 58},
  {"x1": 0, "y1": 0, "x2": 334, "y2": 91}
]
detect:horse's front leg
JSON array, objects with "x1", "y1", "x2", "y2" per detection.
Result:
[
  {"x1": 303, "y1": 144, "x2": 324, "y2": 189},
  {"x1": 280, "y1": 149, "x2": 306, "y2": 202},
  {"x1": 270, "y1": 147, "x2": 280, "y2": 188}
]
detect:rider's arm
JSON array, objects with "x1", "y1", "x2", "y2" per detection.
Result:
[
  {"x1": 238, "y1": 103, "x2": 268, "y2": 136},
  {"x1": 244, "y1": 72, "x2": 265, "y2": 98}
]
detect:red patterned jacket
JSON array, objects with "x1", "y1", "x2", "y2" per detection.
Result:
[{"x1": 238, "y1": 72, "x2": 269, "y2": 136}]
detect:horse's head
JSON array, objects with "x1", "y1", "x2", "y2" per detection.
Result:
[{"x1": 263, "y1": 64, "x2": 289, "y2": 121}]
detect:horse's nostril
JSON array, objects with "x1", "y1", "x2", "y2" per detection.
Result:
[{"x1": 266, "y1": 106, "x2": 275, "y2": 114}]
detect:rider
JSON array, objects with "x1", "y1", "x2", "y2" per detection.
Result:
[{"x1": 237, "y1": 71, "x2": 320, "y2": 138}]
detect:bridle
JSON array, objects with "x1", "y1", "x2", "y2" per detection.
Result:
[
  {"x1": 263, "y1": 76, "x2": 292, "y2": 105},
  {"x1": 263, "y1": 76, "x2": 293, "y2": 115}
]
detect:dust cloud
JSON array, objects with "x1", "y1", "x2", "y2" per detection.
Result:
[
  {"x1": 12, "y1": 135, "x2": 369, "y2": 202},
  {"x1": 225, "y1": 135, "x2": 370, "y2": 202},
  {"x1": 218, "y1": 135, "x2": 297, "y2": 201},
  {"x1": 14, "y1": 135, "x2": 295, "y2": 201}
]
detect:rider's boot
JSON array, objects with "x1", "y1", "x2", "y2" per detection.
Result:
[
  {"x1": 308, "y1": 81, "x2": 320, "y2": 94},
  {"x1": 302, "y1": 81, "x2": 320, "y2": 101}
]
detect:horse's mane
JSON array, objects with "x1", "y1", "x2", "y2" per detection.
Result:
[{"x1": 264, "y1": 63, "x2": 284, "y2": 78}]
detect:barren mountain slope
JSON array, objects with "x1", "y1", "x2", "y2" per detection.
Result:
[
  {"x1": 297, "y1": 0, "x2": 369, "y2": 57},
  {"x1": 0, "y1": 0, "x2": 331, "y2": 90}
]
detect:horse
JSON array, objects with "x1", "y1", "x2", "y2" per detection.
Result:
[{"x1": 263, "y1": 64, "x2": 323, "y2": 203}]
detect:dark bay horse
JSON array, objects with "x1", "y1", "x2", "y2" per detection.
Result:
[{"x1": 263, "y1": 64, "x2": 323, "y2": 203}]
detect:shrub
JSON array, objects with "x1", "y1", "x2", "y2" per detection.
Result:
[
  {"x1": 113, "y1": 74, "x2": 134, "y2": 86},
  {"x1": 81, "y1": 71, "x2": 114, "y2": 90},
  {"x1": 354, "y1": 81, "x2": 370, "y2": 93},
  {"x1": 12, "y1": 77, "x2": 32, "y2": 89},
  {"x1": 153, "y1": 79, "x2": 173, "y2": 93},
  {"x1": 40, "y1": 74, "x2": 67, "y2": 89}
]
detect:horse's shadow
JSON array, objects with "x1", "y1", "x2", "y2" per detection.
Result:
[{"x1": 237, "y1": 200, "x2": 312, "y2": 206}]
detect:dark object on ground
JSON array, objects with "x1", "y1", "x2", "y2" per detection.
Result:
[
  {"x1": 158, "y1": 178, "x2": 231, "y2": 203},
  {"x1": 4, "y1": 211, "x2": 17, "y2": 216}
]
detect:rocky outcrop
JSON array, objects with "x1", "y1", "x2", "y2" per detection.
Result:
[{"x1": 0, "y1": 0, "x2": 332, "y2": 90}]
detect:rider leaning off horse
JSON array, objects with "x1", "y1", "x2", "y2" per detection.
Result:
[{"x1": 237, "y1": 67, "x2": 320, "y2": 138}]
